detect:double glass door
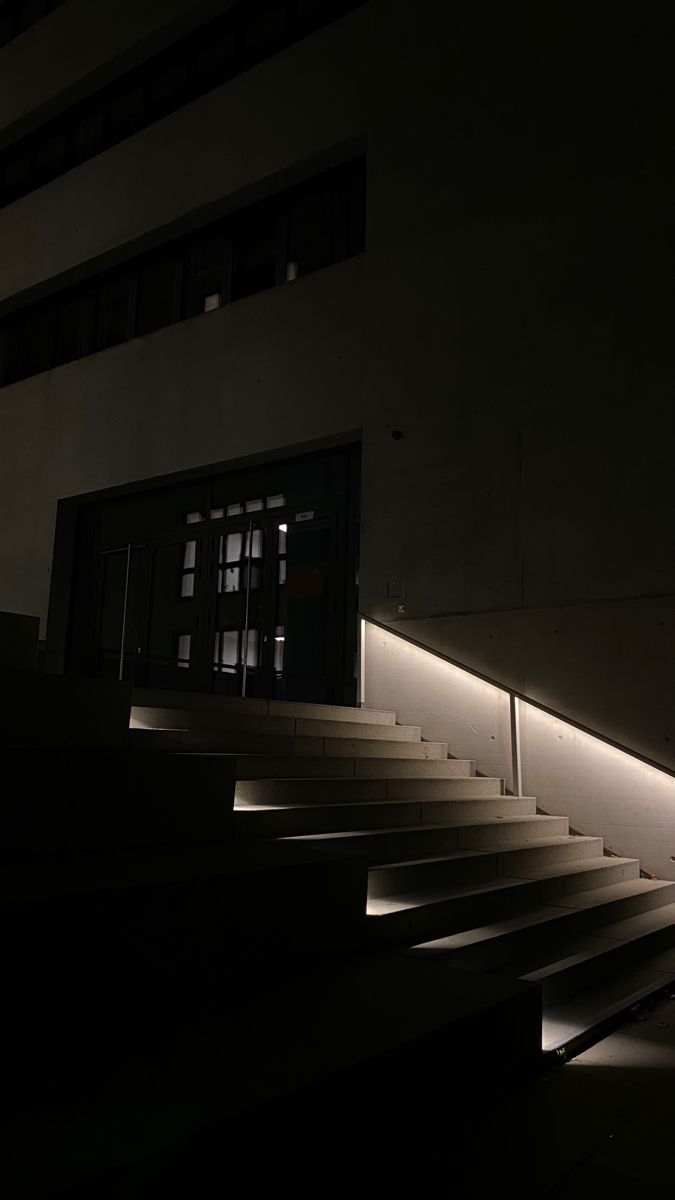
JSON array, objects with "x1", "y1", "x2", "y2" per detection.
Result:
[{"x1": 86, "y1": 481, "x2": 354, "y2": 703}]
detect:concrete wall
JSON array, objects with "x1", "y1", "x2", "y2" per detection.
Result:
[
  {"x1": 0, "y1": 8, "x2": 367, "y2": 302},
  {"x1": 0, "y1": 1, "x2": 671, "y2": 778},
  {"x1": 363, "y1": 621, "x2": 675, "y2": 881}
]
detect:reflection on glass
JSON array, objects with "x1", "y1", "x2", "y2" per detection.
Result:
[
  {"x1": 186, "y1": 512, "x2": 204, "y2": 524},
  {"x1": 224, "y1": 566, "x2": 240, "y2": 592},
  {"x1": 274, "y1": 624, "x2": 285, "y2": 673},
  {"x1": 245, "y1": 529, "x2": 263, "y2": 558},
  {"x1": 226, "y1": 532, "x2": 243, "y2": 562},
  {"x1": 244, "y1": 628, "x2": 259, "y2": 667},
  {"x1": 266, "y1": 494, "x2": 285, "y2": 508},
  {"x1": 183, "y1": 540, "x2": 196, "y2": 569},
  {"x1": 177, "y1": 632, "x2": 191, "y2": 667},
  {"x1": 245, "y1": 498, "x2": 264, "y2": 512},
  {"x1": 181, "y1": 573, "x2": 195, "y2": 597},
  {"x1": 227, "y1": 502, "x2": 243, "y2": 516},
  {"x1": 278, "y1": 558, "x2": 287, "y2": 584},
  {"x1": 209, "y1": 507, "x2": 224, "y2": 520}
]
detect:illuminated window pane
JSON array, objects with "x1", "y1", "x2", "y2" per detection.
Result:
[
  {"x1": 245, "y1": 530, "x2": 263, "y2": 558},
  {"x1": 210, "y1": 507, "x2": 224, "y2": 519},
  {"x1": 278, "y1": 526, "x2": 287, "y2": 554},
  {"x1": 227, "y1": 503, "x2": 243, "y2": 516},
  {"x1": 186, "y1": 511, "x2": 204, "y2": 524},
  {"x1": 203, "y1": 293, "x2": 220, "y2": 313},
  {"x1": 279, "y1": 558, "x2": 287, "y2": 584},
  {"x1": 181, "y1": 573, "x2": 194, "y2": 598},
  {"x1": 183, "y1": 540, "x2": 196, "y2": 569},
  {"x1": 221, "y1": 629, "x2": 238, "y2": 667},
  {"x1": 226, "y1": 532, "x2": 243, "y2": 562},
  {"x1": 177, "y1": 633, "x2": 191, "y2": 668},
  {"x1": 224, "y1": 567, "x2": 240, "y2": 592},
  {"x1": 245, "y1": 498, "x2": 264, "y2": 512},
  {"x1": 274, "y1": 624, "x2": 285, "y2": 672},
  {"x1": 243, "y1": 629, "x2": 259, "y2": 668},
  {"x1": 266, "y1": 493, "x2": 285, "y2": 508}
]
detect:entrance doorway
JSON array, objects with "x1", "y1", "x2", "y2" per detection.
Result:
[{"x1": 63, "y1": 444, "x2": 359, "y2": 704}]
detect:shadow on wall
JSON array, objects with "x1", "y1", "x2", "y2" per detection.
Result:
[{"x1": 362, "y1": 620, "x2": 675, "y2": 881}]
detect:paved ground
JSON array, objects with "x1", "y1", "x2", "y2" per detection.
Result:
[{"x1": 429, "y1": 992, "x2": 675, "y2": 1199}]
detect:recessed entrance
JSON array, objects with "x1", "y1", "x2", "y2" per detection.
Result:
[{"x1": 58, "y1": 443, "x2": 359, "y2": 704}]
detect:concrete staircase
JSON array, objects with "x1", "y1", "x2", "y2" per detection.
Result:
[{"x1": 133, "y1": 689, "x2": 675, "y2": 1054}]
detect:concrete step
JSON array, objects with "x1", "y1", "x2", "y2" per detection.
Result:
[
  {"x1": 368, "y1": 834, "x2": 603, "y2": 900},
  {"x1": 234, "y1": 776, "x2": 498, "y2": 805},
  {"x1": 234, "y1": 796, "x2": 537, "y2": 839},
  {"x1": 284, "y1": 814, "x2": 568, "y2": 866},
  {"x1": 129, "y1": 728, "x2": 449, "y2": 759},
  {"x1": 132, "y1": 753, "x2": 478, "y2": 780},
  {"x1": 542, "y1": 958, "x2": 675, "y2": 1053},
  {"x1": 507, "y1": 853, "x2": 640, "y2": 901},
  {"x1": 519, "y1": 900, "x2": 675, "y2": 1003},
  {"x1": 132, "y1": 688, "x2": 398, "y2": 725},
  {"x1": 131, "y1": 706, "x2": 421, "y2": 743},
  {"x1": 367, "y1": 856, "x2": 640, "y2": 946},
  {"x1": 410, "y1": 880, "x2": 675, "y2": 972}
]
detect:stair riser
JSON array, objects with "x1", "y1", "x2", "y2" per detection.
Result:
[
  {"x1": 231, "y1": 757, "x2": 477, "y2": 780},
  {"x1": 236, "y1": 797, "x2": 536, "y2": 839},
  {"x1": 497, "y1": 839, "x2": 604, "y2": 872},
  {"x1": 288, "y1": 827, "x2": 468, "y2": 864},
  {"x1": 234, "y1": 778, "x2": 496, "y2": 806},
  {"x1": 536, "y1": 859, "x2": 640, "y2": 901},
  {"x1": 130, "y1": 729, "x2": 447, "y2": 759},
  {"x1": 132, "y1": 690, "x2": 397, "y2": 725},
  {"x1": 131, "y1": 708, "x2": 419, "y2": 743},
  {"x1": 537, "y1": 924, "x2": 675, "y2": 1004},
  {"x1": 235, "y1": 803, "x2": 423, "y2": 838},
  {"x1": 441, "y1": 886, "x2": 675, "y2": 972},
  {"x1": 457, "y1": 817, "x2": 569, "y2": 849},
  {"x1": 368, "y1": 854, "x2": 499, "y2": 900},
  {"x1": 368, "y1": 840, "x2": 613, "y2": 901},
  {"x1": 372, "y1": 881, "x2": 543, "y2": 946}
]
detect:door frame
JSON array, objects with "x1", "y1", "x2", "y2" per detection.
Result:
[{"x1": 46, "y1": 430, "x2": 361, "y2": 697}]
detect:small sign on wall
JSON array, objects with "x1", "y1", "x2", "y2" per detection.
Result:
[{"x1": 295, "y1": 511, "x2": 315, "y2": 522}]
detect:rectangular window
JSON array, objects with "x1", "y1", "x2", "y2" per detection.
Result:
[
  {"x1": 95, "y1": 271, "x2": 133, "y2": 351},
  {"x1": 182, "y1": 229, "x2": 229, "y2": 319},
  {"x1": 0, "y1": 157, "x2": 366, "y2": 387},
  {"x1": 106, "y1": 76, "x2": 145, "y2": 143},
  {"x1": 19, "y1": 301, "x2": 55, "y2": 378},
  {"x1": 54, "y1": 289, "x2": 94, "y2": 366},
  {"x1": 232, "y1": 206, "x2": 279, "y2": 300},
  {"x1": 136, "y1": 251, "x2": 180, "y2": 337}
]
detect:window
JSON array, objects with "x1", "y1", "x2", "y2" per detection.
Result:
[
  {"x1": 182, "y1": 229, "x2": 229, "y2": 319},
  {"x1": 105, "y1": 76, "x2": 145, "y2": 143},
  {"x1": 19, "y1": 301, "x2": 55, "y2": 378},
  {"x1": 54, "y1": 289, "x2": 94, "y2": 366},
  {"x1": 136, "y1": 251, "x2": 180, "y2": 337},
  {"x1": 180, "y1": 540, "x2": 197, "y2": 598},
  {"x1": 232, "y1": 206, "x2": 280, "y2": 300},
  {"x1": 0, "y1": 2, "x2": 366, "y2": 209},
  {"x1": 95, "y1": 272, "x2": 133, "y2": 351},
  {"x1": 287, "y1": 179, "x2": 340, "y2": 277},
  {"x1": 0, "y1": 157, "x2": 366, "y2": 387}
]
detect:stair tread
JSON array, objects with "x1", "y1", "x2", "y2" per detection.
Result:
[
  {"x1": 542, "y1": 962, "x2": 675, "y2": 1052},
  {"x1": 521, "y1": 901, "x2": 675, "y2": 982},
  {"x1": 410, "y1": 881, "x2": 675, "y2": 954},
  {"x1": 285, "y1": 814, "x2": 566, "y2": 843},
  {"x1": 368, "y1": 835, "x2": 601, "y2": 873},
  {"x1": 367, "y1": 857, "x2": 633, "y2": 917},
  {"x1": 132, "y1": 689, "x2": 399, "y2": 725},
  {"x1": 512, "y1": 855, "x2": 639, "y2": 880}
]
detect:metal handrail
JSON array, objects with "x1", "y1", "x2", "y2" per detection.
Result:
[{"x1": 361, "y1": 613, "x2": 675, "y2": 782}]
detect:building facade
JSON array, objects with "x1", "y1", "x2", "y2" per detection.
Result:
[{"x1": 0, "y1": 2, "x2": 672, "y2": 758}]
